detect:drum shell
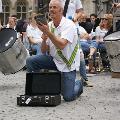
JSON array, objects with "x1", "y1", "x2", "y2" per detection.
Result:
[
  {"x1": 0, "y1": 38, "x2": 28, "y2": 75},
  {"x1": 104, "y1": 31, "x2": 120, "y2": 72}
]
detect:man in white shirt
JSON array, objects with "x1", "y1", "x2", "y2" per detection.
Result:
[
  {"x1": 26, "y1": 0, "x2": 83, "y2": 102},
  {"x1": 62, "y1": 0, "x2": 83, "y2": 22}
]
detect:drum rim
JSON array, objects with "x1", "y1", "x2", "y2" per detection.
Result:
[
  {"x1": 0, "y1": 28, "x2": 17, "y2": 53},
  {"x1": 104, "y1": 31, "x2": 120, "y2": 41},
  {"x1": 104, "y1": 39, "x2": 120, "y2": 41}
]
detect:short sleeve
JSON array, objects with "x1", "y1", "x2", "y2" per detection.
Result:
[{"x1": 76, "y1": 0, "x2": 83, "y2": 10}]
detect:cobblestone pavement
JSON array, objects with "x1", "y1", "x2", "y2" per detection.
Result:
[{"x1": 0, "y1": 71, "x2": 120, "y2": 120}]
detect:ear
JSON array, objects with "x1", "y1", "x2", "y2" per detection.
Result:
[{"x1": 59, "y1": 8, "x2": 63, "y2": 14}]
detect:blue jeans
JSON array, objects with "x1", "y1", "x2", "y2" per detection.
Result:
[
  {"x1": 31, "y1": 44, "x2": 42, "y2": 55},
  {"x1": 26, "y1": 55, "x2": 83, "y2": 101},
  {"x1": 80, "y1": 60, "x2": 88, "y2": 81},
  {"x1": 97, "y1": 42, "x2": 106, "y2": 52},
  {"x1": 80, "y1": 40, "x2": 98, "y2": 54}
]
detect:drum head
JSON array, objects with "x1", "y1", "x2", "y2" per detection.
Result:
[
  {"x1": 104, "y1": 31, "x2": 120, "y2": 41},
  {"x1": 0, "y1": 28, "x2": 17, "y2": 53}
]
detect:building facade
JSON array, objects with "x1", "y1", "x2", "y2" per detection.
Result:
[
  {"x1": 0, "y1": 0, "x2": 37, "y2": 25},
  {"x1": 0, "y1": 0, "x2": 115, "y2": 25}
]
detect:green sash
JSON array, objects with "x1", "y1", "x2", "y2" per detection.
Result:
[{"x1": 51, "y1": 25, "x2": 79, "y2": 69}]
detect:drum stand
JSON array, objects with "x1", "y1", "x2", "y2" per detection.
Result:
[{"x1": 95, "y1": 51, "x2": 103, "y2": 72}]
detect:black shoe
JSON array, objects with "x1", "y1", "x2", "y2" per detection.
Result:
[
  {"x1": 83, "y1": 81, "x2": 93, "y2": 87},
  {"x1": 77, "y1": 89, "x2": 83, "y2": 97}
]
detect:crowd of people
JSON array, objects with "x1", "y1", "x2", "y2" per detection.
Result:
[{"x1": 0, "y1": 0, "x2": 120, "y2": 102}]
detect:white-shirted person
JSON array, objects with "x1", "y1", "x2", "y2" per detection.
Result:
[
  {"x1": 26, "y1": 12, "x2": 43, "y2": 55},
  {"x1": 26, "y1": 0, "x2": 83, "y2": 102}
]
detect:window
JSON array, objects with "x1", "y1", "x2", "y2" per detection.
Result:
[
  {"x1": 0, "y1": 0, "x2": 10, "y2": 25},
  {"x1": 16, "y1": 0, "x2": 27, "y2": 20},
  {"x1": 95, "y1": 0, "x2": 103, "y2": 16}
]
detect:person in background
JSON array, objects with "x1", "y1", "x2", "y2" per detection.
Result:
[
  {"x1": 90, "y1": 14, "x2": 97, "y2": 24},
  {"x1": 26, "y1": 0, "x2": 83, "y2": 102},
  {"x1": 15, "y1": 18, "x2": 30, "y2": 50},
  {"x1": 78, "y1": 32, "x2": 93, "y2": 86},
  {"x1": 7, "y1": 17, "x2": 16, "y2": 29},
  {"x1": 11, "y1": 15, "x2": 17, "y2": 24},
  {"x1": 78, "y1": 12, "x2": 93, "y2": 34},
  {"x1": 90, "y1": 13, "x2": 100, "y2": 33},
  {"x1": 6, "y1": 16, "x2": 21, "y2": 39},
  {"x1": 26, "y1": 12, "x2": 43, "y2": 55},
  {"x1": 77, "y1": 19, "x2": 97, "y2": 74},
  {"x1": 62, "y1": 0, "x2": 83, "y2": 22},
  {"x1": 6, "y1": 15, "x2": 17, "y2": 28},
  {"x1": 89, "y1": 14, "x2": 113, "y2": 71},
  {"x1": 77, "y1": 12, "x2": 98, "y2": 73}
]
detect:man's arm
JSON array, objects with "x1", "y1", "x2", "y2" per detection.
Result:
[
  {"x1": 38, "y1": 23, "x2": 68, "y2": 50},
  {"x1": 28, "y1": 36, "x2": 37, "y2": 44},
  {"x1": 41, "y1": 34, "x2": 49, "y2": 53}
]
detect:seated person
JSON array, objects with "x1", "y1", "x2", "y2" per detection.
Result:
[
  {"x1": 90, "y1": 13, "x2": 100, "y2": 32},
  {"x1": 77, "y1": 12, "x2": 98, "y2": 58},
  {"x1": 76, "y1": 20, "x2": 97, "y2": 72},
  {"x1": 26, "y1": 12, "x2": 43, "y2": 55},
  {"x1": 89, "y1": 14, "x2": 113, "y2": 70},
  {"x1": 78, "y1": 12, "x2": 93, "y2": 34}
]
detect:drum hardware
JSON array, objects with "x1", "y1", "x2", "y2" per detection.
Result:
[
  {"x1": 104, "y1": 31, "x2": 120, "y2": 72},
  {"x1": 17, "y1": 95, "x2": 61, "y2": 106},
  {"x1": 95, "y1": 51, "x2": 103, "y2": 72}
]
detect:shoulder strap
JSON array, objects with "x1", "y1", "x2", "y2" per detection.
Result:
[
  {"x1": 57, "y1": 44, "x2": 79, "y2": 69},
  {"x1": 63, "y1": 0, "x2": 70, "y2": 17},
  {"x1": 50, "y1": 24, "x2": 79, "y2": 69}
]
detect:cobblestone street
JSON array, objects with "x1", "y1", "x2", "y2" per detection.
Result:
[{"x1": 0, "y1": 71, "x2": 120, "y2": 120}]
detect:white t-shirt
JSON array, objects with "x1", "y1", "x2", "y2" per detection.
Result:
[
  {"x1": 47, "y1": 17, "x2": 80, "y2": 72},
  {"x1": 77, "y1": 24, "x2": 88, "y2": 41},
  {"x1": 95, "y1": 26, "x2": 108, "y2": 42},
  {"x1": 26, "y1": 24, "x2": 43, "y2": 43},
  {"x1": 62, "y1": 0, "x2": 83, "y2": 19}
]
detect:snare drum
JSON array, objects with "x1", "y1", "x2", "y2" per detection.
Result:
[
  {"x1": 0, "y1": 28, "x2": 28, "y2": 75},
  {"x1": 104, "y1": 31, "x2": 120, "y2": 72}
]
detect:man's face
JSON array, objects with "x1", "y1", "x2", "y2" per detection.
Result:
[
  {"x1": 49, "y1": 1, "x2": 62, "y2": 19},
  {"x1": 90, "y1": 16, "x2": 96, "y2": 22},
  {"x1": 8, "y1": 18, "x2": 16, "y2": 28}
]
